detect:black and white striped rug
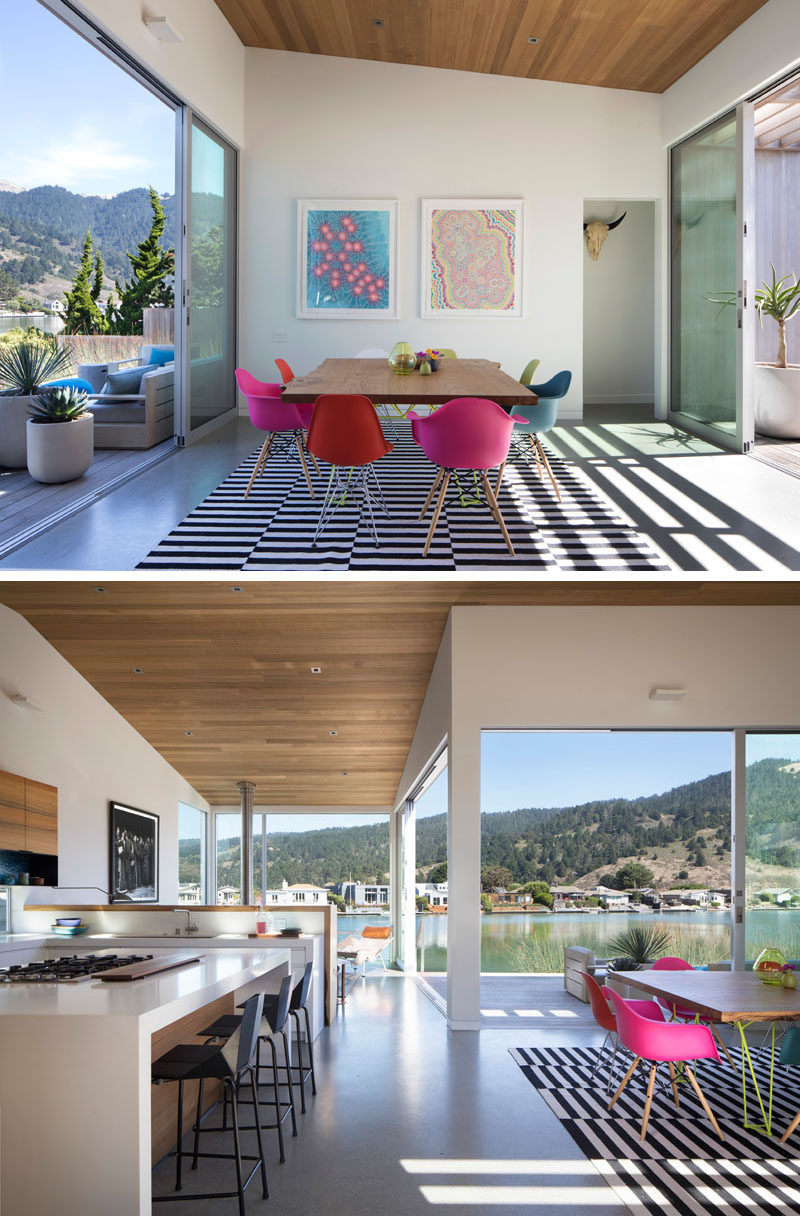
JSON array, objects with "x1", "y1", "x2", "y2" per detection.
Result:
[
  {"x1": 137, "y1": 425, "x2": 671, "y2": 571},
  {"x1": 511, "y1": 1044, "x2": 800, "y2": 1215}
]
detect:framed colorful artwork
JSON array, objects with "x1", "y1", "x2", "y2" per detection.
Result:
[
  {"x1": 421, "y1": 199, "x2": 524, "y2": 319},
  {"x1": 297, "y1": 199, "x2": 399, "y2": 319}
]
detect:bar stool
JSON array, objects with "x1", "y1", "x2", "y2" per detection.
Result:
[
  {"x1": 151, "y1": 992, "x2": 269, "y2": 1215},
  {"x1": 201, "y1": 973, "x2": 297, "y2": 1162},
  {"x1": 286, "y1": 962, "x2": 317, "y2": 1112}
]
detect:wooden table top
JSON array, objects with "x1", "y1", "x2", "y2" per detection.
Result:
[
  {"x1": 614, "y1": 969, "x2": 800, "y2": 1022},
  {"x1": 282, "y1": 358, "x2": 536, "y2": 408}
]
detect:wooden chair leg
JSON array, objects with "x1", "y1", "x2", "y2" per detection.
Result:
[
  {"x1": 529, "y1": 433, "x2": 543, "y2": 478},
  {"x1": 245, "y1": 434, "x2": 272, "y2": 498},
  {"x1": 609, "y1": 1055, "x2": 640, "y2": 1109},
  {"x1": 535, "y1": 436, "x2": 562, "y2": 501},
  {"x1": 495, "y1": 459, "x2": 507, "y2": 495},
  {"x1": 667, "y1": 1060, "x2": 680, "y2": 1109},
  {"x1": 640, "y1": 1063, "x2": 658, "y2": 1140},
  {"x1": 295, "y1": 433, "x2": 316, "y2": 498},
  {"x1": 684, "y1": 1065, "x2": 724, "y2": 1141},
  {"x1": 419, "y1": 468, "x2": 444, "y2": 521},
  {"x1": 423, "y1": 471, "x2": 450, "y2": 556},
  {"x1": 711, "y1": 1023, "x2": 735, "y2": 1069},
  {"x1": 481, "y1": 473, "x2": 515, "y2": 556},
  {"x1": 303, "y1": 432, "x2": 321, "y2": 475},
  {"x1": 781, "y1": 1107, "x2": 800, "y2": 1144}
]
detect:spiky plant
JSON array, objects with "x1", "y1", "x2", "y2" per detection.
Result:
[
  {"x1": 29, "y1": 386, "x2": 90, "y2": 424},
  {"x1": 607, "y1": 923, "x2": 671, "y2": 965},
  {"x1": 0, "y1": 338, "x2": 72, "y2": 396},
  {"x1": 755, "y1": 265, "x2": 800, "y2": 369},
  {"x1": 606, "y1": 956, "x2": 642, "y2": 973}
]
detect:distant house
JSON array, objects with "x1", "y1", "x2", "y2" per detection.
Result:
[
  {"x1": 332, "y1": 881, "x2": 389, "y2": 906},
  {"x1": 42, "y1": 298, "x2": 65, "y2": 313},
  {"x1": 216, "y1": 885, "x2": 241, "y2": 905},
  {"x1": 661, "y1": 889, "x2": 710, "y2": 907},
  {"x1": 265, "y1": 879, "x2": 328, "y2": 905},
  {"x1": 590, "y1": 885, "x2": 629, "y2": 910},
  {"x1": 755, "y1": 887, "x2": 798, "y2": 905},
  {"x1": 178, "y1": 882, "x2": 201, "y2": 904},
  {"x1": 415, "y1": 882, "x2": 447, "y2": 907}
]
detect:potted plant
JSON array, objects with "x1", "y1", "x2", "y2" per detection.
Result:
[
  {"x1": 0, "y1": 337, "x2": 72, "y2": 467},
  {"x1": 753, "y1": 265, "x2": 800, "y2": 438},
  {"x1": 605, "y1": 924, "x2": 671, "y2": 1000},
  {"x1": 26, "y1": 386, "x2": 94, "y2": 484}
]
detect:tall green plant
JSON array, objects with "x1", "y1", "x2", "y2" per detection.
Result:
[
  {"x1": 607, "y1": 923, "x2": 671, "y2": 964},
  {"x1": 107, "y1": 188, "x2": 174, "y2": 335},
  {"x1": 755, "y1": 265, "x2": 800, "y2": 369},
  {"x1": 63, "y1": 231, "x2": 105, "y2": 335},
  {"x1": 0, "y1": 337, "x2": 71, "y2": 395}
]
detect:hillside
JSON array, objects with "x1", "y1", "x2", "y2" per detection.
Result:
[
  {"x1": 0, "y1": 184, "x2": 221, "y2": 305},
  {"x1": 179, "y1": 759, "x2": 800, "y2": 894}
]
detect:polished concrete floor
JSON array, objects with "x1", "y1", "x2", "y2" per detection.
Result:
[{"x1": 151, "y1": 974, "x2": 626, "y2": 1215}]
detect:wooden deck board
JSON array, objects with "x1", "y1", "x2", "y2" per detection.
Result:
[{"x1": 751, "y1": 436, "x2": 800, "y2": 480}]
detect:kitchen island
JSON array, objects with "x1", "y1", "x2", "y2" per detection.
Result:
[{"x1": 0, "y1": 944, "x2": 291, "y2": 1216}]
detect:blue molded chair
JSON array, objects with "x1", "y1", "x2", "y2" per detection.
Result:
[
  {"x1": 512, "y1": 369, "x2": 572, "y2": 502},
  {"x1": 780, "y1": 1027, "x2": 800, "y2": 1142}
]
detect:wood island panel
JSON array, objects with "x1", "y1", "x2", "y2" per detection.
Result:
[
  {"x1": 282, "y1": 357, "x2": 535, "y2": 409},
  {"x1": 151, "y1": 992, "x2": 234, "y2": 1164},
  {"x1": 0, "y1": 770, "x2": 26, "y2": 852}
]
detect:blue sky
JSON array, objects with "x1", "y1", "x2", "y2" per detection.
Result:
[{"x1": 0, "y1": 0, "x2": 175, "y2": 195}]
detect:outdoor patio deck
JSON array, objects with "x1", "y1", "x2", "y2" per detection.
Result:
[{"x1": 419, "y1": 974, "x2": 598, "y2": 1029}]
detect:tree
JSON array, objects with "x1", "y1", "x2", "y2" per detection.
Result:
[
  {"x1": 614, "y1": 862, "x2": 655, "y2": 890},
  {"x1": 428, "y1": 861, "x2": 447, "y2": 884},
  {"x1": 677, "y1": 869, "x2": 689, "y2": 880},
  {"x1": 63, "y1": 231, "x2": 104, "y2": 334},
  {"x1": 416, "y1": 895, "x2": 431, "y2": 912},
  {"x1": 480, "y1": 865, "x2": 514, "y2": 892},
  {"x1": 521, "y1": 880, "x2": 554, "y2": 908},
  {"x1": 480, "y1": 893, "x2": 493, "y2": 914},
  {"x1": 327, "y1": 892, "x2": 345, "y2": 912},
  {"x1": 107, "y1": 187, "x2": 174, "y2": 335},
  {"x1": 0, "y1": 264, "x2": 17, "y2": 303}
]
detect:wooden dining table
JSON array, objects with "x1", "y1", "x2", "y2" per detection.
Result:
[
  {"x1": 281, "y1": 357, "x2": 538, "y2": 410},
  {"x1": 613, "y1": 968, "x2": 800, "y2": 1135}
]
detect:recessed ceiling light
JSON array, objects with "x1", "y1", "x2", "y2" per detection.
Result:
[
  {"x1": 341, "y1": 770, "x2": 349, "y2": 776},
  {"x1": 372, "y1": 18, "x2": 384, "y2": 27},
  {"x1": 93, "y1": 586, "x2": 108, "y2": 593},
  {"x1": 527, "y1": 36, "x2": 540, "y2": 44},
  {"x1": 329, "y1": 730, "x2": 338, "y2": 736},
  {"x1": 184, "y1": 730, "x2": 194, "y2": 737},
  {"x1": 310, "y1": 666, "x2": 322, "y2": 674},
  {"x1": 231, "y1": 586, "x2": 244, "y2": 592},
  {"x1": 132, "y1": 667, "x2": 144, "y2": 675}
]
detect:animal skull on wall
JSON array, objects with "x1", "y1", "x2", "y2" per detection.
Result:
[{"x1": 583, "y1": 212, "x2": 627, "y2": 261}]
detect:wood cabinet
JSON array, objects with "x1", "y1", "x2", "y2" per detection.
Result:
[{"x1": 0, "y1": 769, "x2": 58, "y2": 856}]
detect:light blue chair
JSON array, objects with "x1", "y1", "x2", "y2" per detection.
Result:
[{"x1": 512, "y1": 369, "x2": 572, "y2": 502}]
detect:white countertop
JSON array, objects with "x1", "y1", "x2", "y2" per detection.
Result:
[{"x1": 0, "y1": 945, "x2": 291, "y2": 1031}]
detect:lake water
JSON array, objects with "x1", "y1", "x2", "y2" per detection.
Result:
[
  {"x1": 338, "y1": 909, "x2": 800, "y2": 973},
  {"x1": 0, "y1": 314, "x2": 64, "y2": 336}
]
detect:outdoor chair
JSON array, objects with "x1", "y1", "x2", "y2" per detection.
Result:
[{"x1": 337, "y1": 925, "x2": 393, "y2": 977}]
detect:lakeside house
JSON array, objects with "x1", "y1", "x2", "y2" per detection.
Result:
[
  {"x1": 264, "y1": 879, "x2": 328, "y2": 905},
  {"x1": 416, "y1": 882, "x2": 448, "y2": 907},
  {"x1": 331, "y1": 880, "x2": 390, "y2": 906},
  {"x1": 661, "y1": 889, "x2": 711, "y2": 907}
]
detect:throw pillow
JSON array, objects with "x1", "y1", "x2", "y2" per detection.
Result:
[
  {"x1": 147, "y1": 347, "x2": 174, "y2": 367},
  {"x1": 101, "y1": 366, "x2": 149, "y2": 396}
]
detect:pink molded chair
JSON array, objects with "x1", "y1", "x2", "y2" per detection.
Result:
[
  {"x1": 582, "y1": 972, "x2": 665, "y2": 1091},
  {"x1": 235, "y1": 368, "x2": 318, "y2": 499},
  {"x1": 605, "y1": 987, "x2": 724, "y2": 1142},
  {"x1": 408, "y1": 397, "x2": 527, "y2": 557},
  {"x1": 651, "y1": 955, "x2": 734, "y2": 1066}
]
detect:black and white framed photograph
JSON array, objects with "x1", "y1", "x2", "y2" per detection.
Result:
[{"x1": 109, "y1": 801, "x2": 159, "y2": 903}]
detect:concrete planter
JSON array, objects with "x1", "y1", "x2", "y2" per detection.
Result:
[
  {"x1": 26, "y1": 414, "x2": 94, "y2": 484},
  {"x1": 0, "y1": 395, "x2": 35, "y2": 468},
  {"x1": 754, "y1": 363, "x2": 800, "y2": 438}
]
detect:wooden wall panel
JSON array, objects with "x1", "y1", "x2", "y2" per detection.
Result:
[
  {"x1": 213, "y1": 0, "x2": 768, "y2": 94},
  {"x1": 24, "y1": 779, "x2": 58, "y2": 856},
  {"x1": 0, "y1": 771, "x2": 26, "y2": 852}
]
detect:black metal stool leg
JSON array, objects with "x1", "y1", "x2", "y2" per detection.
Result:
[
  {"x1": 303, "y1": 1004, "x2": 317, "y2": 1095},
  {"x1": 280, "y1": 1028, "x2": 298, "y2": 1135},
  {"x1": 174, "y1": 1079, "x2": 184, "y2": 1192},
  {"x1": 221, "y1": 1081, "x2": 229, "y2": 1131},
  {"x1": 292, "y1": 1011, "x2": 307, "y2": 1113},
  {"x1": 268, "y1": 1036, "x2": 286, "y2": 1162},
  {"x1": 226, "y1": 1078, "x2": 246, "y2": 1216},
  {"x1": 192, "y1": 1078, "x2": 204, "y2": 1170},
  {"x1": 248, "y1": 1065, "x2": 269, "y2": 1199}
]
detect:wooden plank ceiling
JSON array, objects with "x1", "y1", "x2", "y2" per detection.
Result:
[
  {"x1": 2, "y1": 581, "x2": 798, "y2": 808},
  {"x1": 213, "y1": 0, "x2": 768, "y2": 93}
]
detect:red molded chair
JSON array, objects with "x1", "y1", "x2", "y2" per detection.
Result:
[
  {"x1": 651, "y1": 955, "x2": 734, "y2": 1066},
  {"x1": 408, "y1": 397, "x2": 527, "y2": 557},
  {"x1": 605, "y1": 987, "x2": 724, "y2": 1143},
  {"x1": 306, "y1": 394, "x2": 393, "y2": 546},
  {"x1": 582, "y1": 972, "x2": 665, "y2": 1091},
  {"x1": 274, "y1": 358, "x2": 295, "y2": 385},
  {"x1": 235, "y1": 368, "x2": 318, "y2": 499}
]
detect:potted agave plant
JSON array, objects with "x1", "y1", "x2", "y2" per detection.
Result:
[
  {"x1": 26, "y1": 386, "x2": 94, "y2": 484},
  {"x1": 753, "y1": 265, "x2": 800, "y2": 438},
  {"x1": 0, "y1": 337, "x2": 72, "y2": 467},
  {"x1": 605, "y1": 924, "x2": 671, "y2": 1001}
]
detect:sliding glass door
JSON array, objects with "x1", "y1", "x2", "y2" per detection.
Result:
[
  {"x1": 176, "y1": 112, "x2": 238, "y2": 443},
  {"x1": 669, "y1": 105, "x2": 754, "y2": 451}
]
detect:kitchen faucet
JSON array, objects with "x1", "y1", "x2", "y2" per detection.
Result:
[{"x1": 175, "y1": 908, "x2": 198, "y2": 935}]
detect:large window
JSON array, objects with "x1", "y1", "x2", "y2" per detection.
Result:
[
  {"x1": 745, "y1": 733, "x2": 800, "y2": 961},
  {"x1": 177, "y1": 802, "x2": 207, "y2": 903},
  {"x1": 215, "y1": 812, "x2": 242, "y2": 904}
]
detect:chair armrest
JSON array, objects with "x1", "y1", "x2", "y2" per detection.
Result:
[
  {"x1": 86, "y1": 393, "x2": 145, "y2": 403},
  {"x1": 510, "y1": 413, "x2": 529, "y2": 424},
  {"x1": 406, "y1": 410, "x2": 422, "y2": 422}
]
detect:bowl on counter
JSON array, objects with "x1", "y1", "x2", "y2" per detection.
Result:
[
  {"x1": 55, "y1": 917, "x2": 82, "y2": 927},
  {"x1": 51, "y1": 923, "x2": 90, "y2": 936}
]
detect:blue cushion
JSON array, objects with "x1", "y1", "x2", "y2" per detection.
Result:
[
  {"x1": 40, "y1": 377, "x2": 94, "y2": 393},
  {"x1": 101, "y1": 366, "x2": 149, "y2": 396},
  {"x1": 147, "y1": 347, "x2": 174, "y2": 367}
]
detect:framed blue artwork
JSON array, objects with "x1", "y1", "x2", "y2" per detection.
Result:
[{"x1": 297, "y1": 199, "x2": 399, "y2": 319}]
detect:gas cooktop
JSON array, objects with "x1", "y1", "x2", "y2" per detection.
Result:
[{"x1": 0, "y1": 953, "x2": 154, "y2": 983}]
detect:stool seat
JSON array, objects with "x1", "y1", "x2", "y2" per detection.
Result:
[{"x1": 152, "y1": 1043, "x2": 229, "y2": 1082}]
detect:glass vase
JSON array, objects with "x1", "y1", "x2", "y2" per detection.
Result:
[{"x1": 388, "y1": 341, "x2": 416, "y2": 376}]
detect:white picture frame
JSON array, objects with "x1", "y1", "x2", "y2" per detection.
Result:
[
  {"x1": 297, "y1": 199, "x2": 399, "y2": 319},
  {"x1": 421, "y1": 198, "x2": 524, "y2": 319}
]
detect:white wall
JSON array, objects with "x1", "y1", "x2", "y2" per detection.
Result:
[
  {"x1": 0, "y1": 606, "x2": 207, "y2": 902},
  {"x1": 59, "y1": 0, "x2": 245, "y2": 145},
  {"x1": 241, "y1": 50, "x2": 666, "y2": 419},
  {"x1": 582, "y1": 200, "x2": 656, "y2": 405},
  {"x1": 662, "y1": 0, "x2": 800, "y2": 145}
]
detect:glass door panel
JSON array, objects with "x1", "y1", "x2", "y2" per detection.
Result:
[
  {"x1": 180, "y1": 114, "x2": 237, "y2": 441},
  {"x1": 214, "y1": 812, "x2": 242, "y2": 905},
  {"x1": 670, "y1": 112, "x2": 739, "y2": 444},
  {"x1": 745, "y1": 734, "x2": 800, "y2": 962}
]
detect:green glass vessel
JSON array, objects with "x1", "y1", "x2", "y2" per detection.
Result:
[
  {"x1": 388, "y1": 341, "x2": 416, "y2": 376},
  {"x1": 754, "y1": 946, "x2": 787, "y2": 984}
]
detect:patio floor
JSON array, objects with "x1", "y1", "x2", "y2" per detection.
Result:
[{"x1": 420, "y1": 974, "x2": 599, "y2": 1029}]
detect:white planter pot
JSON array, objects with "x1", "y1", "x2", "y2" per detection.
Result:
[
  {"x1": 26, "y1": 414, "x2": 94, "y2": 484},
  {"x1": 0, "y1": 395, "x2": 35, "y2": 468},
  {"x1": 753, "y1": 363, "x2": 800, "y2": 439}
]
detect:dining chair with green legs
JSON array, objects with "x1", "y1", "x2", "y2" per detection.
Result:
[{"x1": 519, "y1": 358, "x2": 540, "y2": 386}]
